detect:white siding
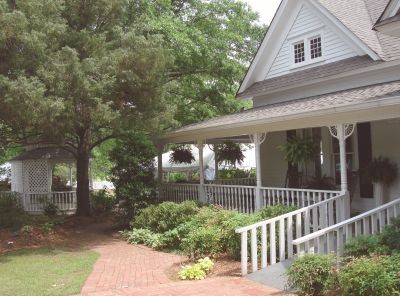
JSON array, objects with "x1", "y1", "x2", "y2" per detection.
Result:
[
  {"x1": 266, "y1": 4, "x2": 358, "y2": 79},
  {"x1": 260, "y1": 131, "x2": 287, "y2": 187}
]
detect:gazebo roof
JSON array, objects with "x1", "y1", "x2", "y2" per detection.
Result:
[{"x1": 10, "y1": 147, "x2": 76, "y2": 161}]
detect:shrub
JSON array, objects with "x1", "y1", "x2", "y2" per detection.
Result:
[
  {"x1": 43, "y1": 203, "x2": 58, "y2": 217},
  {"x1": 344, "y1": 235, "x2": 389, "y2": 257},
  {"x1": 21, "y1": 225, "x2": 33, "y2": 234},
  {"x1": 257, "y1": 204, "x2": 298, "y2": 220},
  {"x1": 90, "y1": 190, "x2": 116, "y2": 214},
  {"x1": 0, "y1": 192, "x2": 30, "y2": 229},
  {"x1": 339, "y1": 256, "x2": 398, "y2": 296},
  {"x1": 380, "y1": 217, "x2": 400, "y2": 252},
  {"x1": 178, "y1": 257, "x2": 214, "y2": 280},
  {"x1": 40, "y1": 222, "x2": 55, "y2": 234},
  {"x1": 182, "y1": 226, "x2": 223, "y2": 258},
  {"x1": 384, "y1": 253, "x2": 400, "y2": 291},
  {"x1": 122, "y1": 228, "x2": 166, "y2": 249},
  {"x1": 132, "y1": 201, "x2": 200, "y2": 233},
  {"x1": 286, "y1": 254, "x2": 337, "y2": 296}
]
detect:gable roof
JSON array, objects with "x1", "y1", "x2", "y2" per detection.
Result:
[{"x1": 238, "y1": 0, "x2": 400, "y2": 96}]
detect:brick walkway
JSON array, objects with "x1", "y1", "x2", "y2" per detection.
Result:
[{"x1": 81, "y1": 240, "x2": 284, "y2": 296}]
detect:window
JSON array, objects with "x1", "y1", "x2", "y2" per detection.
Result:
[
  {"x1": 294, "y1": 42, "x2": 305, "y2": 64},
  {"x1": 310, "y1": 36, "x2": 322, "y2": 59},
  {"x1": 291, "y1": 33, "x2": 323, "y2": 67}
]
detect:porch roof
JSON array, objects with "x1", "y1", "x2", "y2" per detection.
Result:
[{"x1": 162, "y1": 80, "x2": 400, "y2": 144}]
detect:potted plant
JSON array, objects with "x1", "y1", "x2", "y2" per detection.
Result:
[
  {"x1": 367, "y1": 156, "x2": 398, "y2": 206},
  {"x1": 170, "y1": 145, "x2": 195, "y2": 164}
]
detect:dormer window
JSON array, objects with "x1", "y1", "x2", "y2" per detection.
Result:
[{"x1": 291, "y1": 32, "x2": 324, "y2": 68}]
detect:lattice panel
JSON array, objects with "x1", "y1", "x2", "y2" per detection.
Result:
[
  {"x1": 11, "y1": 161, "x2": 23, "y2": 193},
  {"x1": 23, "y1": 160, "x2": 50, "y2": 193}
]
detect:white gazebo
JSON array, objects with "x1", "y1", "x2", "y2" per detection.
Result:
[{"x1": 9, "y1": 146, "x2": 77, "y2": 214}]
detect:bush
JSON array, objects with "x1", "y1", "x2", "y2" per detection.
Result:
[
  {"x1": 43, "y1": 202, "x2": 58, "y2": 217},
  {"x1": 344, "y1": 235, "x2": 389, "y2": 257},
  {"x1": 90, "y1": 190, "x2": 116, "y2": 214},
  {"x1": 122, "y1": 228, "x2": 165, "y2": 249},
  {"x1": 339, "y1": 256, "x2": 398, "y2": 296},
  {"x1": 178, "y1": 257, "x2": 214, "y2": 280},
  {"x1": 286, "y1": 254, "x2": 337, "y2": 296},
  {"x1": 257, "y1": 204, "x2": 298, "y2": 220},
  {"x1": 380, "y1": 217, "x2": 400, "y2": 252},
  {"x1": 0, "y1": 192, "x2": 30, "y2": 229},
  {"x1": 132, "y1": 201, "x2": 200, "y2": 233},
  {"x1": 182, "y1": 226, "x2": 223, "y2": 258}
]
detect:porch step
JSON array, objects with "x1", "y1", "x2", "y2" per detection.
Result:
[{"x1": 245, "y1": 259, "x2": 295, "y2": 292}]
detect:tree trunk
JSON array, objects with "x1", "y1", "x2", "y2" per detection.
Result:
[{"x1": 75, "y1": 131, "x2": 91, "y2": 216}]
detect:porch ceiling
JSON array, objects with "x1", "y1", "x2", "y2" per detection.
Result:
[{"x1": 161, "y1": 80, "x2": 400, "y2": 144}]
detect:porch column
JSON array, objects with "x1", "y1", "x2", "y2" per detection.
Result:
[
  {"x1": 329, "y1": 124, "x2": 355, "y2": 219},
  {"x1": 251, "y1": 132, "x2": 267, "y2": 211},
  {"x1": 197, "y1": 139, "x2": 207, "y2": 203},
  {"x1": 157, "y1": 144, "x2": 164, "y2": 200}
]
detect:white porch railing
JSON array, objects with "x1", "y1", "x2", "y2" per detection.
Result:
[
  {"x1": 23, "y1": 191, "x2": 77, "y2": 214},
  {"x1": 159, "y1": 183, "x2": 199, "y2": 203},
  {"x1": 262, "y1": 187, "x2": 339, "y2": 208},
  {"x1": 204, "y1": 184, "x2": 256, "y2": 213},
  {"x1": 210, "y1": 178, "x2": 256, "y2": 186},
  {"x1": 235, "y1": 192, "x2": 346, "y2": 275},
  {"x1": 293, "y1": 197, "x2": 400, "y2": 257}
]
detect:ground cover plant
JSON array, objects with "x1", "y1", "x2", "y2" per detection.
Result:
[
  {"x1": 122, "y1": 201, "x2": 297, "y2": 260},
  {"x1": 286, "y1": 218, "x2": 400, "y2": 296},
  {"x1": 178, "y1": 257, "x2": 214, "y2": 280},
  {"x1": 0, "y1": 247, "x2": 99, "y2": 296}
]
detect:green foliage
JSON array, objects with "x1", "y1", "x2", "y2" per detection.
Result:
[
  {"x1": 279, "y1": 137, "x2": 318, "y2": 166},
  {"x1": 344, "y1": 235, "x2": 390, "y2": 257},
  {"x1": 178, "y1": 257, "x2": 214, "y2": 280},
  {"x1": 40, "y1": 222, "x2": 55, "y2": 234},
  {"x1": 90, "y1": 140, "x2": 116, "y2": 181},
  {"x1": 167, "y1": 171, "x2": 188, "y2": 183},
  {"x1": 217, "y1": 168, "x2": 253, "y2": 179},
  {"x1": 90, "y1": 190, "x2": 116, "y2": 214},
  {"x1": 170, "y1": 145, "x2": 195, "y2": 164},
  {"x1": 122, "y1": 228, "x2": 165, "y2": 249},
  {"x1": 380, "y1": 217, "x2": 400, "y2": 251},
  {"x1": 339, "y1": 256, "x2": 398, "y2": 296},
  {"x1": 257, "y1": 205, "x2": 298, "y2": 220},
  {"x1": 286, "y1": 255, "x2": 337, "y2": 296},
  {"x1": 182, "y1": 226, "x2": 223, "y2": 258},
  {"x1": 110, "y1": 132, "x2": 158, "y2": 225},
  {"x1": 43, "y1": 202, "x2": 58, "y2": 217},
  {"x1": 368, "y1": 156, "x2": 398, "y2": 185},
  {"x1": 21, "y1": 225, "x2": 33, "y2": 234},
  {"x1": 0, "y1": 192, "x2": 28, "y2": 229},
  {"x1": 132, "y1": 201, "x2": 200, "y2": 233}
]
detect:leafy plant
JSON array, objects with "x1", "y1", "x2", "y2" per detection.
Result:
[
  {"x1": 257, "y1": 205, "x2": 298, "y2": 220},
  {"x1": 339, "y1": 256, "x2": 398, "y2": 296},
  {"x1": 178, "y1": 257, "x2": 214, "y2": 280},
  {"x1": 306, "y1": 175, "x2": 336, "y2": 190},
  {"x1": 122, "y1": 228, "x2": 166, "y2": 249},
  {"x1": 170, "y1": 146, "x2": 195, "y2": 164},
  {"x1": 182, "y1": 226, "x2": 223, "y2": 259},
  {"x1": 344, "y1": 235, "x2": 390, "y2": 257},
  {"x1": 215, "y1": 142, "x2": 245, "y2": 166},
  {"x1": 367, "y1": 156, "x2": 398, "y2": 185},
  {"x1": 286, "y1": 254, "x2": 337, "y2": 296},
  {"x1": 279, "y1": 137, "x2": 318, "y2": 166},
  {"x1": 43, "y1": 203, "x2": 58, "y2": 217},
  {"x1": 380, "y1": 217, "x2": 400, "y2": 251},
  {"x1": 40, "y1": 222, "x2": 55, "y2": 234},
  {"x1": 90, "y1": 189, "x2": 116, "y2": 214},
  {"x1": 21, "y1": 225, "x2": 33, "y2": 234}
]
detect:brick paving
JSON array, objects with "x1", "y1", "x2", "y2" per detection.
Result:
[{"x1": 81, "y1": 240, "x2": 285, "y2": 296}]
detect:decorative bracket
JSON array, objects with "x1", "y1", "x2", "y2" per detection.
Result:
[
  {"x1": 249, "y1": 132, "x2": 267, "y2": 145},
  {"x1": 328, "y1": 124, "x2": 355, "y2": 140}
]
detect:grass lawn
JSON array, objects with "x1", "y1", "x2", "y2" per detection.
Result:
[{"x1": 0, "y1": 247, "x2": 99, "y2": 296}]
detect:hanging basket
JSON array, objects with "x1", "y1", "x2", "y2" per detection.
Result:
[
  {"x1": 216, "y1": 142, "x2": 245, "y2": 166},
  {"x1": 170, "y1": 146, "x2": 195, "y2": 164}
]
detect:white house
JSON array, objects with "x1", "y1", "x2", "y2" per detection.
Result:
[{"x1": 158, "y1": 0, "x2": 400, "y2": 277}]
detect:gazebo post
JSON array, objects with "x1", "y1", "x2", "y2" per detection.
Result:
[{"x1": 197, "y1": 139, "x2": 207, "y2": 203}]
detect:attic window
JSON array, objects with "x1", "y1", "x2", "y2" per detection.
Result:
[
  {"x1": 291, "y1": 32, "x2": 324, "y2": 68},
  {"x1": 310, "y1": 36, "x2": 322, "y2": 59},
  {"x1": 294, "y1": 42, "x2": 305, "y2": 64}
]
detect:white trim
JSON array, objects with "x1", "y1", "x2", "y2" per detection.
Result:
[{"x1": 382, "y1": 0, "x2": 400, "y2": 20}]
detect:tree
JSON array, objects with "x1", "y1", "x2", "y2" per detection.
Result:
[{"x1": 0, "y1": 0, "x2": 173, "y2": 215}]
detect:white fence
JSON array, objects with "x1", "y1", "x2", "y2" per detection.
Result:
[
  {"x1": 23, "y1": 191, "x2": 77, "y2": 214},
  {"x1": 159, "y1": 183, "x2": 199, "y2": 203},
  {"x1": 210, "y1": 178, "x2": 256, "y2": 186},
  {"x1": 235, "y1": 192, "x2": 346, "y2": 275},
  {"x1": 204, "y1": 184, "x2": 256, "y2": 213},
  {"x1": 293, "y1": 197, "x2": 400, "y2": 257}
]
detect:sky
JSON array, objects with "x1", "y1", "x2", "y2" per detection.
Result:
[{"x1": 244, "y1": 0, "x2": 282, "y2": 25}]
